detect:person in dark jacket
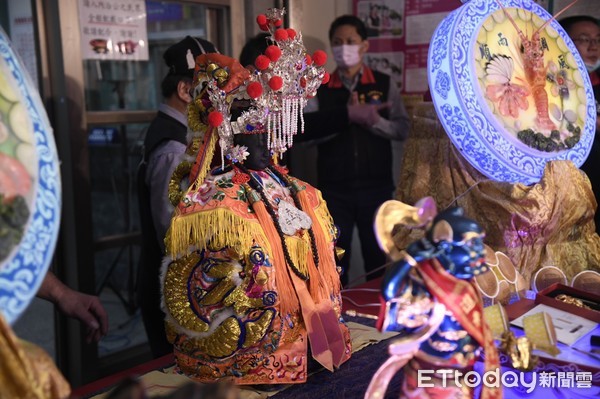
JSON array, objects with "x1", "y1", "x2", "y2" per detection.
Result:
[
  {"x1": 560, "y1": 16, "x2": 600, "y2": 235},
  {"x1": 137, "y1": 36, "x2": 217, "y2": 358},
  {"x1": 303, "y1": 15, "x2": 410, "y2": 285}
]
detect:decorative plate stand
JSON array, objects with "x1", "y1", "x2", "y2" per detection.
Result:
[
  {"x1": 0, "y1": 27, "x2": 61, "y2": 324},
  {"x1": 429, "y1": 0, "x2": 596, "y2": 184}
]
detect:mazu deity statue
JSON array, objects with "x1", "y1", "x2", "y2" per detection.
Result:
[
  {"x1": 365, "y1": 198, "x2": 502, "y2": 399},
  {"x1": 160, "y1": 8, "x2": 350, "y2": 385}
]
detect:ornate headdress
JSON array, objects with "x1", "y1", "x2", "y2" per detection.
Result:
[{"x1": 187, "y1": 8, "x2": 329, "y2": 186}]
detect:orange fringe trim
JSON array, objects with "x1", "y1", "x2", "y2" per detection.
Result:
[
  {"x1": 250, "y1": 199, "x2": 300, "y2": 316},
  {"x1": 297, "y1": 188, "x2": 342, "y2": 298},
  {"x1": 299, "y1": 235, "x2": 328, "y2": 305}
]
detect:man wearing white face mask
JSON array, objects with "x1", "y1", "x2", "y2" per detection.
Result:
[
  {"x1": 560, "y1": 16, "x2": 600, "y2": 128},
  {"x1": 561, "y1": 16, "x2": 600, "y2": 235},
  {"x1": 138, "y1": 36, "x2": 218, "y2": 358},
  {"x1": 302, "y1": 15, "x2": 410, "y2": 286}
]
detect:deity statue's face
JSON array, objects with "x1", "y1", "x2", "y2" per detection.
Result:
[
  {"x1": 233, "y1": 132, "x2": 271, "y2": 171},
  {"x1": 230, "y1": 97, "x2": 271, "y2": 171}
]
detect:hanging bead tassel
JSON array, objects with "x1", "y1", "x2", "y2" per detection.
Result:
[
  {"x1": 281, "y1": 98, "x2": 287, "y2": 148},
  {"x1": 277, "y1": 111, "x2": 282, "y2": 151},
  {"x1": 280, "y1": 109, "x2": 284, "y2": 150},
  {"x1": 292, "y1": 98, "x2": 299, "y2": 146},
  {"x1": 283, "y1": 97, "x2": 290, "y2": 148},
  {"x1": 274, "y1": 111, "x2": 279, "y2": 150},
  {"x1": 289, "y1": 98, "x2": 295, "y2": 147},
  {"x1": 300, "y1": 102, "x2": 305, "y2": 134},
  {"x1": 267, "y1": 111, "x2": 272, "y2": 150},
  {"x1": 219, "y1": 134, "x2": 225, "y2": 170},
  {"x1": 287, "y1": 97, "x2": 294, "y2": 147}
]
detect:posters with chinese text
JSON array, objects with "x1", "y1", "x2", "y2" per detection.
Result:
[
  {"x1": 552, "y1": 0, "x2": 600, "y2": 19},
  {"x1": 78, "y1": 0, "x2": 149, "y2": 61},
  {"x1": 354, "y1": 0, "x2": 457, "y2": 96},
  {"x1": 353, "y1": 0, "x2": 558, "y2": 97}
]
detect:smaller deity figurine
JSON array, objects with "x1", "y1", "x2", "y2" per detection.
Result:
[
  {"x1": 498, "y1": 330, "x2": 538, "y2": 372},
  {"x1": 365, "y1": 198, "x2": 502, "y2": 399}
]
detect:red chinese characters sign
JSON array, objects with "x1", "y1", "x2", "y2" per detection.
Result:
[{"x1": 78, "y1": 0, "x2": 149, "y2": 61}]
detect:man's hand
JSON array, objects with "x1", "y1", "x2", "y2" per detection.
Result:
[
  {"x1": 54, "y1": 287, "x2": 109, "y2": 343},
  {"x1": 348, "y1": 102, "x2": 390, "y2": 127},
  {"x1": 38, "y1": 271, "x2": 109, "y2": 343}
]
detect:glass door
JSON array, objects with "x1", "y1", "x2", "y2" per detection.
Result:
[
  {"x1": 84, "y1": 1, "x2": 211, "y2": 360},
  {"x1": 83, "y1": 0, "x2": 231, "y2": 379},
  {"x1": 34, "y1": 0, "x2": 233, "y2": 386}
]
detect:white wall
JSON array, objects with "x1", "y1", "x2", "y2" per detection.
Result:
[{"x1": 289, "y1": 0, "x2": 353, "y2": 71}]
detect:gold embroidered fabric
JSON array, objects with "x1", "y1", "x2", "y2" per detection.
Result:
[
  {"x1": 394, "y1": 102, "x2": 600, "y2": 286},
  {"x1": 0, "y1": 314, "x2": 70, "y2": 399}
]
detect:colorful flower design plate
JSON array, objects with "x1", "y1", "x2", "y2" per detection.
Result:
[
  {"x1": 0, "y1": 27, "x2": 61, "y2": 324},
  {"x1": 429, "y1": 0, "x2": 595, "y2": 184}
]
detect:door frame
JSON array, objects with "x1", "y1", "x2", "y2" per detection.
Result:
[{"x1": 34, "y1": 0, "x2": 243, "y2": 386}]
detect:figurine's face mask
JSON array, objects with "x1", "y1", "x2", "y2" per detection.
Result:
[
  {"x1": 428, "y1": 208, "x2": 487, "y2": 279},
  {"x1": 444, "y1": 232, "x2": 487, "y2": 279}
]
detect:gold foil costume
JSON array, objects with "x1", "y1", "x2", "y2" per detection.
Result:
[
  {"x1": 0, "y1": 314, "x2": 70, "y2": 399},
  {"x1": 394, "y1": 102, "x2": 600, "y2": 285}
]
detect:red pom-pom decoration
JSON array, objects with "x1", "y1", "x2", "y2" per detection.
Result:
[
  {"x1": 246, "y1": 82, "x2": 263, "y2": 99},
  {"x1": 265, "y1": 45, "x2": 282, "y2": 62},
  {"x1": 313, "y1": 50, "x2": 327, "y2": 66},
  {"x1": 322, "y1": 72, "x2": 330, "y2": 84},
  {"x1": 287, "y1": 28, "x2": 297, "y2": 39},
  {"x1": 259, "y1": 24, "x2": 269, "y2": 32},
  {"x1": 269, "y1": 76, "x2": 283, "y2": 91},
  {"x1": 273, "y1": 19, "x2": 283, "y2": 27},
  {"x1": 274, "y1": 29, "x2": 289, "y2": 41},
  {"x1": 207, "y1": 111, "x2": 223, "y2": 127},
  {"x1": 256, "y1": 14, "x2": 267, "y2": 26},
  {"x1": 305, "y1": 54, "x2": 313, "y2": 65},
  {"x1": 300, "y1": 77, "x2": 307, "y2": 88},
  {"x1": 255, "y1": 55, "x2": 271, "y2": 70}
]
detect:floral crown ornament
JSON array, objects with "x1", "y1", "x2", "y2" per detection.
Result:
[
  {"x1": 245, "y1": 8, "x2": 329, "y2": 154},
  {"x1": 186, "y1": 53, "x2": 250, "y2": 186},
  {"x1": 226, "y1": 145, "x2": 249, "y2": 164},
  {"x1": 186, "y1": 8, "x2": 329, "y2": 187}
]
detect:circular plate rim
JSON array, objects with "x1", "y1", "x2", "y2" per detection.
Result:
[
  {"x1": 428, "y1": 0, "x2": 595, "y2": 185},
  {"x1": 0, "y1": 27, "x2": 62, "y2": 325}
]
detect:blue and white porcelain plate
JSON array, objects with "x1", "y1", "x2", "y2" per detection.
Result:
[
  {"x1": 0, "y1": 27, "x2": 61, "y2": 324},
  {"x1": 429, "y1": 0, "x2": 595, "y2": 184}
]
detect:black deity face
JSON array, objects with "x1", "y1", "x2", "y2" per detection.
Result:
[{"x1": 233, "y1": 133, "x2": 271, "y2": 171}]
